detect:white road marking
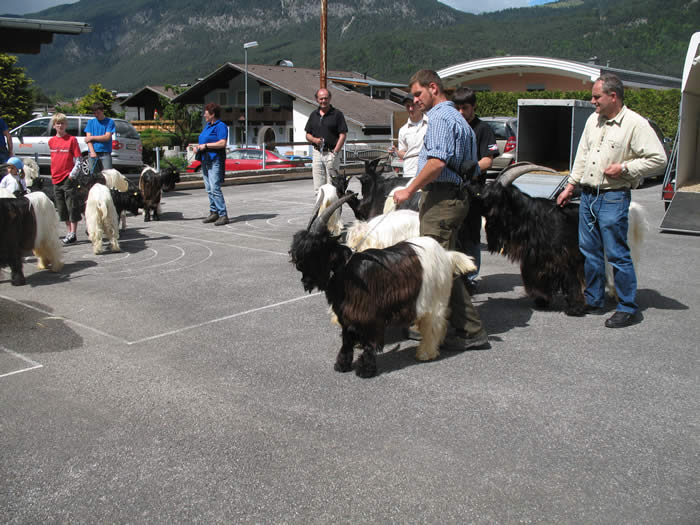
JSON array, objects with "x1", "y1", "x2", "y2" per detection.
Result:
[{"x1": 0, "y1": 345, "x2": 43, "y2": 378}]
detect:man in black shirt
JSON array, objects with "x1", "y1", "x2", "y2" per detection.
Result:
[
  {"x1": 454, "y1": 87, "x2": 499, "y2": 292},
  {"x1": 305, "y1": 88, "x2": 348, "y2": 193}
]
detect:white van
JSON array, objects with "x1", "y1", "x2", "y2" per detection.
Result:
[{"x1": 11, "y1": 115, "x2": 143, "y2": 174}]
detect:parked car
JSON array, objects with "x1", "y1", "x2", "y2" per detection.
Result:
[
  {"x1": 641, "y1": 118, "x2": 673, "y2": 184},
  {"x1": 10, "y1": 115, "x2": 143, "y2": 174},
  {"x1": 480, "y1": 116, "x2": 518, "y2": 174},
  {"x1": 185, "y1": 148, "x2": 307, "y2": 173}
]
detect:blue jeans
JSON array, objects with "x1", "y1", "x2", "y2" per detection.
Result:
[
  {"x1": 202, "y1": 153, "x2": 227, "y2": 217},
  {"x1": 89, "y1": 152, "x2": 112, "y2": 174},
  {"x1": 579, "y1": 189, "x2": 637, "y2": 313}
]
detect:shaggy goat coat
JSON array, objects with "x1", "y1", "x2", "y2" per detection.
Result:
[
  {"x1": 139, "y1": 166, "x2": 163, "y2": 221},
  {"x1": 24, "y1": 191, "x2": 64, "y2": 272},
  {"x1": 85, "y1": 183, "x2": 120, "y2": 254},
  {"x1": 344, "y1": 209, "x2": 420, "y2": 251}
]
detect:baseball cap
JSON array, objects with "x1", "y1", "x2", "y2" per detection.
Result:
[{"x1": 7, "y1": 157, "x2": 24, "y2": 170}]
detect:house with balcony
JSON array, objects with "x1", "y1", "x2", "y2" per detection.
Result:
[{"x1": 171, "y1": 63, "x2": 407, "y2": 156}]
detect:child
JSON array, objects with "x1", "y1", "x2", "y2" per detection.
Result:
[
  {"x1": 48, "y1": 113, "x2": 82, "y2": 245},
  {"x1": 0, "y1": 157, "x2": 27, "y2": 196}
]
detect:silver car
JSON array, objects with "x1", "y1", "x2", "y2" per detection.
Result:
[
  {"x1": 481, "y1": 116, "x2": 518, "y2": 174},
  {"x1": 11, "y1": 115, "x2": 143, "y2": 174}
]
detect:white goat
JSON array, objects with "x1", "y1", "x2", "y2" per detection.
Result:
[
  {"x1": 605, "y1": 201, "x2": 648, "y2": 298},
  {"x1": 85, "y1": 183, "x2": 120, "y2": 255},
  {"x1": 101, "y1": 168, "x2": 130, "y2": 192},
  {"x1": 24, "y1": 191, "x2": 64, "y2": 272},
  {"x1": 345, "y1": 209, "x2": 420, "y2": 251},
  {"x1": 315, "y1": 183, "x2": 343, "y2": 236}
]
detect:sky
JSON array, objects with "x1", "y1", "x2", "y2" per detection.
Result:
[{"x1": 1, "y1": 0, "x2": 554, "y2": 16}]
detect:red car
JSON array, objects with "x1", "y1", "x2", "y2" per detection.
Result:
[{"x1": 186, "y1": 148, "x2": 305, "y2": 173}]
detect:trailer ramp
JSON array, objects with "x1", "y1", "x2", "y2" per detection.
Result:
[{"x1": 660, "y1": 192, "x2": 700, "y2": 234}]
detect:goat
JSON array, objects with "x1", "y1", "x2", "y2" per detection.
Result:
[
  {"x1": 346, "y1": 158, "x2": 415, "y2": 221},
  {"x1": 85, "y1": 183, "x2": 120, "y2": 254},
  {"x1": 0, "y1": 191, "x2": 63, "y2": 285},
  {"x1": 290, "y1": 193, "x2": 476, "y2": 378},
  {"x1": 344, "y1": 209, "x2": 419, "y2": 251},
  {"x1": 160, "y1": 164, "x2": 181, "y2": 192},
  {"x1": 139, "y1": 166, "x2": 163, "y2": 222},
  {"x1": 101, "y1": 168, "x2": 130, "y2": 192},
  {"x1": 313, "y1": 183, "x2": 345, "y2": 236},
  {"x1": 475, "y1": 162, "x2": 647, "y2": 316},
  {"x1": 110, "y1": 188, "x2": 144, "y2": 230}
]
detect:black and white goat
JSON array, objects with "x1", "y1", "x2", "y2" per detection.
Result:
[
  {"x1": 0, "y1": 191, "x2": 63, "y2": 285},
  {"x1": 475, "y1": 162, "x2": 647, "y2": 316},
  {"x1": 110, "y1": 188, "x2": 144, "y2": 230},
  {"x1": 160, "y1": 164, "x2": 181, "y2": 192},
  {"x1": 139, "y1": 166, "x2": 163, "y2": 221},
  {"x1": 290, "y1": 193, "x2": 476, "y2": 378}
]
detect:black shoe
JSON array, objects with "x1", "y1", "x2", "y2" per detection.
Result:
[
  {"x1": 202, "y1": 212, "x2": 219, "y2": 223},
  {"x1": 605, "y1": 311, "x2": 642, "y2": 328},
  {"x1": 214, "y1": 216, "x2": 229, "y2": 226},
  {"x1": 584, "y1": 303, "x2": 605, "y2": 315},
  {"x1": 62, "y1": 233, "x2": 76, "y2": 245},
  {"x1": 440, "y1": 330, "x2": 490, "y2": 351},
  {"x1": 465, "y1": 279, "x2": 478, "y2": 295}
]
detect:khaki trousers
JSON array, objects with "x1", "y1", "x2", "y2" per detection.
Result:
[{"x1": 312, "y1": 149, "x2": 340, "y2": 192}]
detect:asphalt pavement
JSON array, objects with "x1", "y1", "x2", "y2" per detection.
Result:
[{"x1": 1, "y1": 178, "x2": 698, "y2": 523}]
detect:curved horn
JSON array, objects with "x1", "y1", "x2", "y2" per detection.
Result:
[
  {"x1": 310, "y1": 192, "x2": 357, "y2": 234},
  {"x1": 306, "y1": 191, "x2": 325, "y2": 230},
  {"x1": 496, "y1": 161, "x2": 557, "y2": 186}
]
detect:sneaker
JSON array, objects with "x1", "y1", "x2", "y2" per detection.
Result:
[
  {"x1": 605, "y1": 311, "x2": 642, "y2": 328},
  {"x1": 440, "y1": 330, "x2": 490, "y2": 351},
  {"x1": 202, "y1": 212, "x2": 219, "y2": 224},
  {"x1": 62, "y1": 233, "x2": 76, "y2": 245},
  {"x1": 214, "y1": 216, "x2": 229, "y2": 226}
]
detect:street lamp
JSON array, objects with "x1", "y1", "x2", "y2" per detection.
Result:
[{"x1": 243, "y1": 40, "x2": 258, "y2": 147}]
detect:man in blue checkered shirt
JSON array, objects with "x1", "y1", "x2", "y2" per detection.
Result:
[{"x1": 393, "y1": 69, "x2": 489, "y2": 351}]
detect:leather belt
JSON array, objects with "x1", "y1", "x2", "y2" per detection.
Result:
[{"x1": 580, "y1": 186, "x2": 629, "y2": 194}]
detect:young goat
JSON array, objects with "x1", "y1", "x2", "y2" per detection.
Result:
[
  {"x1": 110, "y1": 188, "x2": 144, "y2": 230},
  {"x1": 139, "y1": 166, "x2": 163, "y2": 221},
  {"x1": 290, "y1": 193, "x2": 476, "y2": 378},
  {"x1": 85, "y1": 183, "x2": 120, "y2": 254}
]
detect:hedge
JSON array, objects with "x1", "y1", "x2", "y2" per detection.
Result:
[{"x1": 475, "y1": 89, "x2": 681, "y2": 139}]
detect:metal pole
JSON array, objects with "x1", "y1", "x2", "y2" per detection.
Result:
[
  {"x1": 320, "y1": 0, "x2": 327, "y2": 89},
  {"x1": 245, "y1": 48, "x2": 248, "y2": 147}
]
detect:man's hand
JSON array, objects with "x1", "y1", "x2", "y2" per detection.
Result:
[
  {"x1": 604, "y1": 163, "x2": 624, "y2": 179},
  {"x1": 556, "y1": 183, "x2": 575, "y2": 206},
  {"x1": 393, "y1": 187, "x2": 412, "y2": 205}
]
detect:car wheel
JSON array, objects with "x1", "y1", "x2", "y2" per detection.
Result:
[{"x1": 80, "y1": 155, "x2": 91, "y2": 176}]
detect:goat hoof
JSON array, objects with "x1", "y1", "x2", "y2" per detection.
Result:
[
  {"x1": 565, "y1": 306, "x2": 586, "y2": 317},
  {"x1": 334, "y1": 361, "x2": 353, "y2": 373},
  {"x1": 534, "y1": 297, "x2": 549, "y2": 309},
  {"x1": 153, "y1": 215, "x2": 160, "y2": 221}
]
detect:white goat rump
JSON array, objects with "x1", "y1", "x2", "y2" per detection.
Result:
[
  {"x1": 605, "y1": 200, "x2": 649, "y2": 298},
  {"x1": 101, "y1": 168, "x2": 130, "y2": 192},
  {"x1": 25, "y1": 191, "x2": 64, "y2": 272},
  {"x1": 85, "y1": 183, "x2": 120, "y2": 255}
]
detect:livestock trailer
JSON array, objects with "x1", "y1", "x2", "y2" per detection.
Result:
[
  {"x1": 516, "y1": 99, "x2": 595, "y2": 173},
  {"x1": 660, "y1": 32, "x2": 700, "y2": 234}
]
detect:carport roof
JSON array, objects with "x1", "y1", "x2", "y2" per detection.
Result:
[
  {"x1": 439, "y1": 56, "x2": 681, "y2": 90},
  {"x1": 172, "y1": 63, "x2": 404, "y2": 129},
  {"x1": 0, "y1": 16, "x2": 92, "y2": 54}
]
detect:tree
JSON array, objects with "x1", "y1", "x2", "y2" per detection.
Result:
[
  {"x1": 77, "y1": 84, "x2": 117, "y2": 117},
  {"x1": 0, "y1": 53, "x2": 34, "y2": 128},
  {"x1": 156, "y1": 85, "x2": 202, "y2": 149}
]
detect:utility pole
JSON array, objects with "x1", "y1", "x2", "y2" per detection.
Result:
[{"x1": 320, "y1": 0, "x2": 327, "y2": 89}]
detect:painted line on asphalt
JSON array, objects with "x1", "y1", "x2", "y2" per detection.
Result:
[
  {"x1": 148, "y1": 228, "x2": 288, "y2": 255},
  {"x1": 0, "y1": 295, "x2": 130, "y2": 345},
  {"x1": 0, "y1": 345, "x2": 43, "y2": 379},
  {"x1": 127, "y1": 292, "x2": 323, "y2": 345}
]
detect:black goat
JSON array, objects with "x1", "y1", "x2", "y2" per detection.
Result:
[
  {"x1": 110, "y1": 188, "x2": 144, "y2": 230},
  {"x1": 290, "y1": 193, "x2": 476, "y2": 378},
  {"x1": 475, "y1": 163, "x2": 586, "y2": 316},
  {"x1": 139, "y1": 166, "x2": 163, "y2": 221},
  {"x1": 345, "y1": 158, "x2": 416, "y2": 221},
  {"x1": 0, "y1": 197, "x2": 37, "y2": 286},
  {"x1": 160, "y1": 164, "x2": 181, "y2": 192}
]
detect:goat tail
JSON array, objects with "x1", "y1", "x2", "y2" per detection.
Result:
[{"x1": 448, "y1": 251, "x2": 477, "y2": 276}]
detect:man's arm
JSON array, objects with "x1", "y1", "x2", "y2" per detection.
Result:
[
  {"x1": 393, "y1": 158, "x2": 445, "y2": 205},
  {"x1": 334, "y1": 133, "x2": 346, "y2": 154},
  {"x1": 478, "y1": 156, "x2": 493, "y2": 172},
  {"x1": 4, "y1": 129, "x2": 12, "y2": 156}
]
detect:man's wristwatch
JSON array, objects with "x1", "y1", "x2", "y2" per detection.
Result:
[{"x1": 621, "y1": 162, "x2": 629, "y2": 175}]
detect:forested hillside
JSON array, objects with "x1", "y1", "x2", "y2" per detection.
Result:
[{"x1": 14, "y1": 0, "x2": 698, "y2": 97}]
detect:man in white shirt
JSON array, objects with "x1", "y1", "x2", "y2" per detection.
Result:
[{"x1": 391, "y1": 94, "x2": 428, "y2": 180}]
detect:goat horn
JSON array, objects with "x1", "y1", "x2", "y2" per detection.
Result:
[
  {"x1": 306, "y1": 190, "x2": 325, "y2": 230},
  {"x1": 496, "y1": 161, "x2": 558, "y2": 186},
  {"x1": 310, "y1": 192, "x2": 357, "y2": 234}
]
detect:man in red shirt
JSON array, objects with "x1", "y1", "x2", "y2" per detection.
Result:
[{"x1": 49, "y1": 113, "x2": 83, "y2": 244}]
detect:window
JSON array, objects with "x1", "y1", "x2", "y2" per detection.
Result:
[
  {"x1": 237, "y1": 91, "x2": 245, "y2": 106},
  {"x1": 526, "y1": 84, "x2": 545, "y2": 92},
  {"x1": 14, "y1": 118, "x2": 51, "y2": 137},
  {"x1": 217, "y1": 91, "x2": 228, "y2": 106},
  {"x1": 261, "y1": 88, "x2": 272, "y2": 107}
]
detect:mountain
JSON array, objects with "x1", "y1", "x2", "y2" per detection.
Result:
[{"x1": 15, "y1": 0, "x2": 698, "y2": 97}]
